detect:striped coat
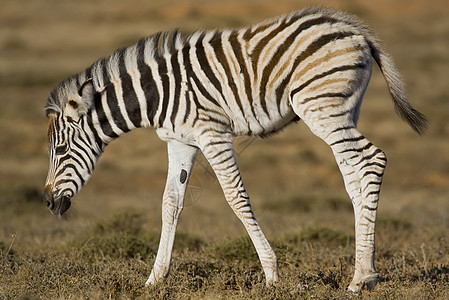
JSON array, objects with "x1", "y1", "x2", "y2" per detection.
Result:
[{"x1": 44, "y1": 7, "x2": 426, "y2": 293}]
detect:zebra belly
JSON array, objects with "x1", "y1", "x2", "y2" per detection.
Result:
[{"x1": 229, "y1": 100, "x2": 299, "y2": 137}]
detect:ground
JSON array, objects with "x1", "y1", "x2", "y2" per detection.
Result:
[{"x1": 0, "y1": 0, "x2": 448, "y2": 299}]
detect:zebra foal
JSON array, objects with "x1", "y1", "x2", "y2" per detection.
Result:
[{"x1": 43, "y1": 7, "x2": 426, "y2": 293}]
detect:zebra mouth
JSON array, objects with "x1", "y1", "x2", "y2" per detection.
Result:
[
  {"x1": 44, "y1": 188, "x2": 71, "y2": 217},
  {"x1": 56, "y1": 195, "x2": 72, "y2": 217}
]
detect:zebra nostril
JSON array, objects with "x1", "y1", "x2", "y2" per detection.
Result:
[{"x1": 43, "y1": 186, "x2": 55, "y2": 210}]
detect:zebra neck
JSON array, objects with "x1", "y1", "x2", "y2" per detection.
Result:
[
  {"x1": 87, "y1": 81, "x2": 146, "y2": 146},
  {"x1": 86, "y1": 32, "x2": 186, "y2": 144}
]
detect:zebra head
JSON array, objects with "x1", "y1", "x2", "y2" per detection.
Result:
[{"x1": 44, "y1": 79, "x2": 103, "y2": 217}]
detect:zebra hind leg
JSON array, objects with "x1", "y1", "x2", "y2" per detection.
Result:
[
  {"x1": 326, "y1": 126, "x2": 386, "y2": 293},
  {"x1": 290, "y1": 92, "x2": 386, "y2": 293}
]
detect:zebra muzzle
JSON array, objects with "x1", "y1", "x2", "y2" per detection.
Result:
[{"x1": 43, "y1": 186, "x2": 71, "y2": 217}]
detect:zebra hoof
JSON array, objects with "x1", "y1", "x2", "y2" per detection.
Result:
[{"x1": 347, "y1": 273, "x2": 379, "y2": 294}]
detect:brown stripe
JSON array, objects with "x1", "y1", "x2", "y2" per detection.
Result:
[
  {"x1": 229, "y1": 31, "x2": 261, "y2": 132},
  {"x1": 277, "y1": 32, "x2": 356, "y2": 102},
  {"x1": 292, "y1": 46, "x2": 364, "y2": 90},
  {"x1": 249, "y1": 18, "x2": 298, "y2": 77}
]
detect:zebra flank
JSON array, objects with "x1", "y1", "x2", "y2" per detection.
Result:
[{"x1": 44, "y1": 7, "x2": 426, "y2": 293}]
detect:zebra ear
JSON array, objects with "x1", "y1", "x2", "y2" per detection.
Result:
[{"x1": 64, "y1": 79, "x2": 94, "y2": 121}]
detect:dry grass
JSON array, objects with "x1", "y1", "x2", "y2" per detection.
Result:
[{"x1": 1, "y1": 0, "x2": 448, "y2": 299}]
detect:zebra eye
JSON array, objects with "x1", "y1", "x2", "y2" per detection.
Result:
[{"x1": 55, "y1": 144, "x2": 68, "y2": 155}]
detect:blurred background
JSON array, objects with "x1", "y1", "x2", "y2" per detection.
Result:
[{"x1": 0, "y1": 0, "x2": 448, "y2": 297}]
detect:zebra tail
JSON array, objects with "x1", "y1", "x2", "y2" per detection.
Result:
[{"x1": 365, "y1": 32, "x2": 428, "y2": 134}]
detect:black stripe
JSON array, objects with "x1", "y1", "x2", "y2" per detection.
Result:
[
  {"x1": 136, "y1": 38, "x2": 156, "y2": 127},
  {"x1": 66, "y1": 163, "x2": 86, "y2": 186},
  {"x1": 54, "y1": 117, "x2": 62, "y2": 139},
  {"x1": 235, "y1": 202, "x2": 251, "y2": 211},
  {"x1": 138, "y1": 64, "x2": 158, "y2": 127},
  {"x1": 67, "y1": 152, "x2": 85, "y2": 173},
  {"x1": 106, "y1": 83, "x2": 129, "y2": 132},
  {"x1": 57, "y1": 153, "x2": 72, "y2": 166},
  {"x1": 330, "y1": 126, "x2": 355, "y2": 134},
  {"x1": 117, "y1": 50, "x2": 127, "y2": 74},
  {"x1": 92, "y1": 91, "x2": 119, "y2": 139},
  {"x1": 363, "y1": 181, "x2": 382, "y2": 190},
  {"x1": 71, "y1": 140, "x2": 95, "y2": 172},
  {"x1": 55, "y1": 179, "x2": 79, "y2": 192},
  {"x1": 56, "y1": 163, "x2": 85, "y2": 186},
  {"x1": 86, "y1": 104, "x2": 107, "y2": 148},
  {"x1": 183, "y1": 90, "x2": 191, "y2": 123},
  {"x1": 182, "y1": 44, "x2": 219, "y2": 107},
  {"x1": 84, "y1": 68, "x2": 92, "y2": 81},
  {"x1": 190, "y1": 92, "x2": 201, "y2": 127},
  {"x1": 239, "y1": 192, "x2": 250, "y2": 200},
  {"x1": 365, "y1": 190, "x2": 381, "y2": 197},
  {"x1": 100, "y1": 58, "x2": 110, "y2": 87},
  {"x1": 195, "y1": 34, "x2": 224, "y2": 102},
  {"x1": 170, "y1": 53, "x2": 181, "y2": 127},
  {"x1": 338, "y1": 141, "x2": 373, "y2": 154},
  {"x1": 330, "y1": 135, "x2": 364, "y2": 146},
  {"x1": 157, "y1": 58, "x2": 170, "y2": 127},
  {"x1": 363, "y1": 170, "x2": 384, "y2": 178},
  {"x1": 361, "y1": 148, "x2": 383, "y2": 161},
  {"x1": 359, "y1": 161, "x2": 386, "y2": 170},
  {"x1": 209, "y1": 32, "x2": 245, "y2": 117},
  {"x1": 120, "y1": 53, "x2": 142, "y2": 128},
  {"x1": 80, "y1": 117, "x2": 102, "y2": 155}
]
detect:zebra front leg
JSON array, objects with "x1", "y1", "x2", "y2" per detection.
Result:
[
  {"x1": 199, "y1": 135, "x2": 279, "y2": 285},
  {"x1": 146, "y1": 140, "x2": 198, "y2": 286},
  {"x1": 289, "y1": 60, "x2": 384, "y2": 292}
]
